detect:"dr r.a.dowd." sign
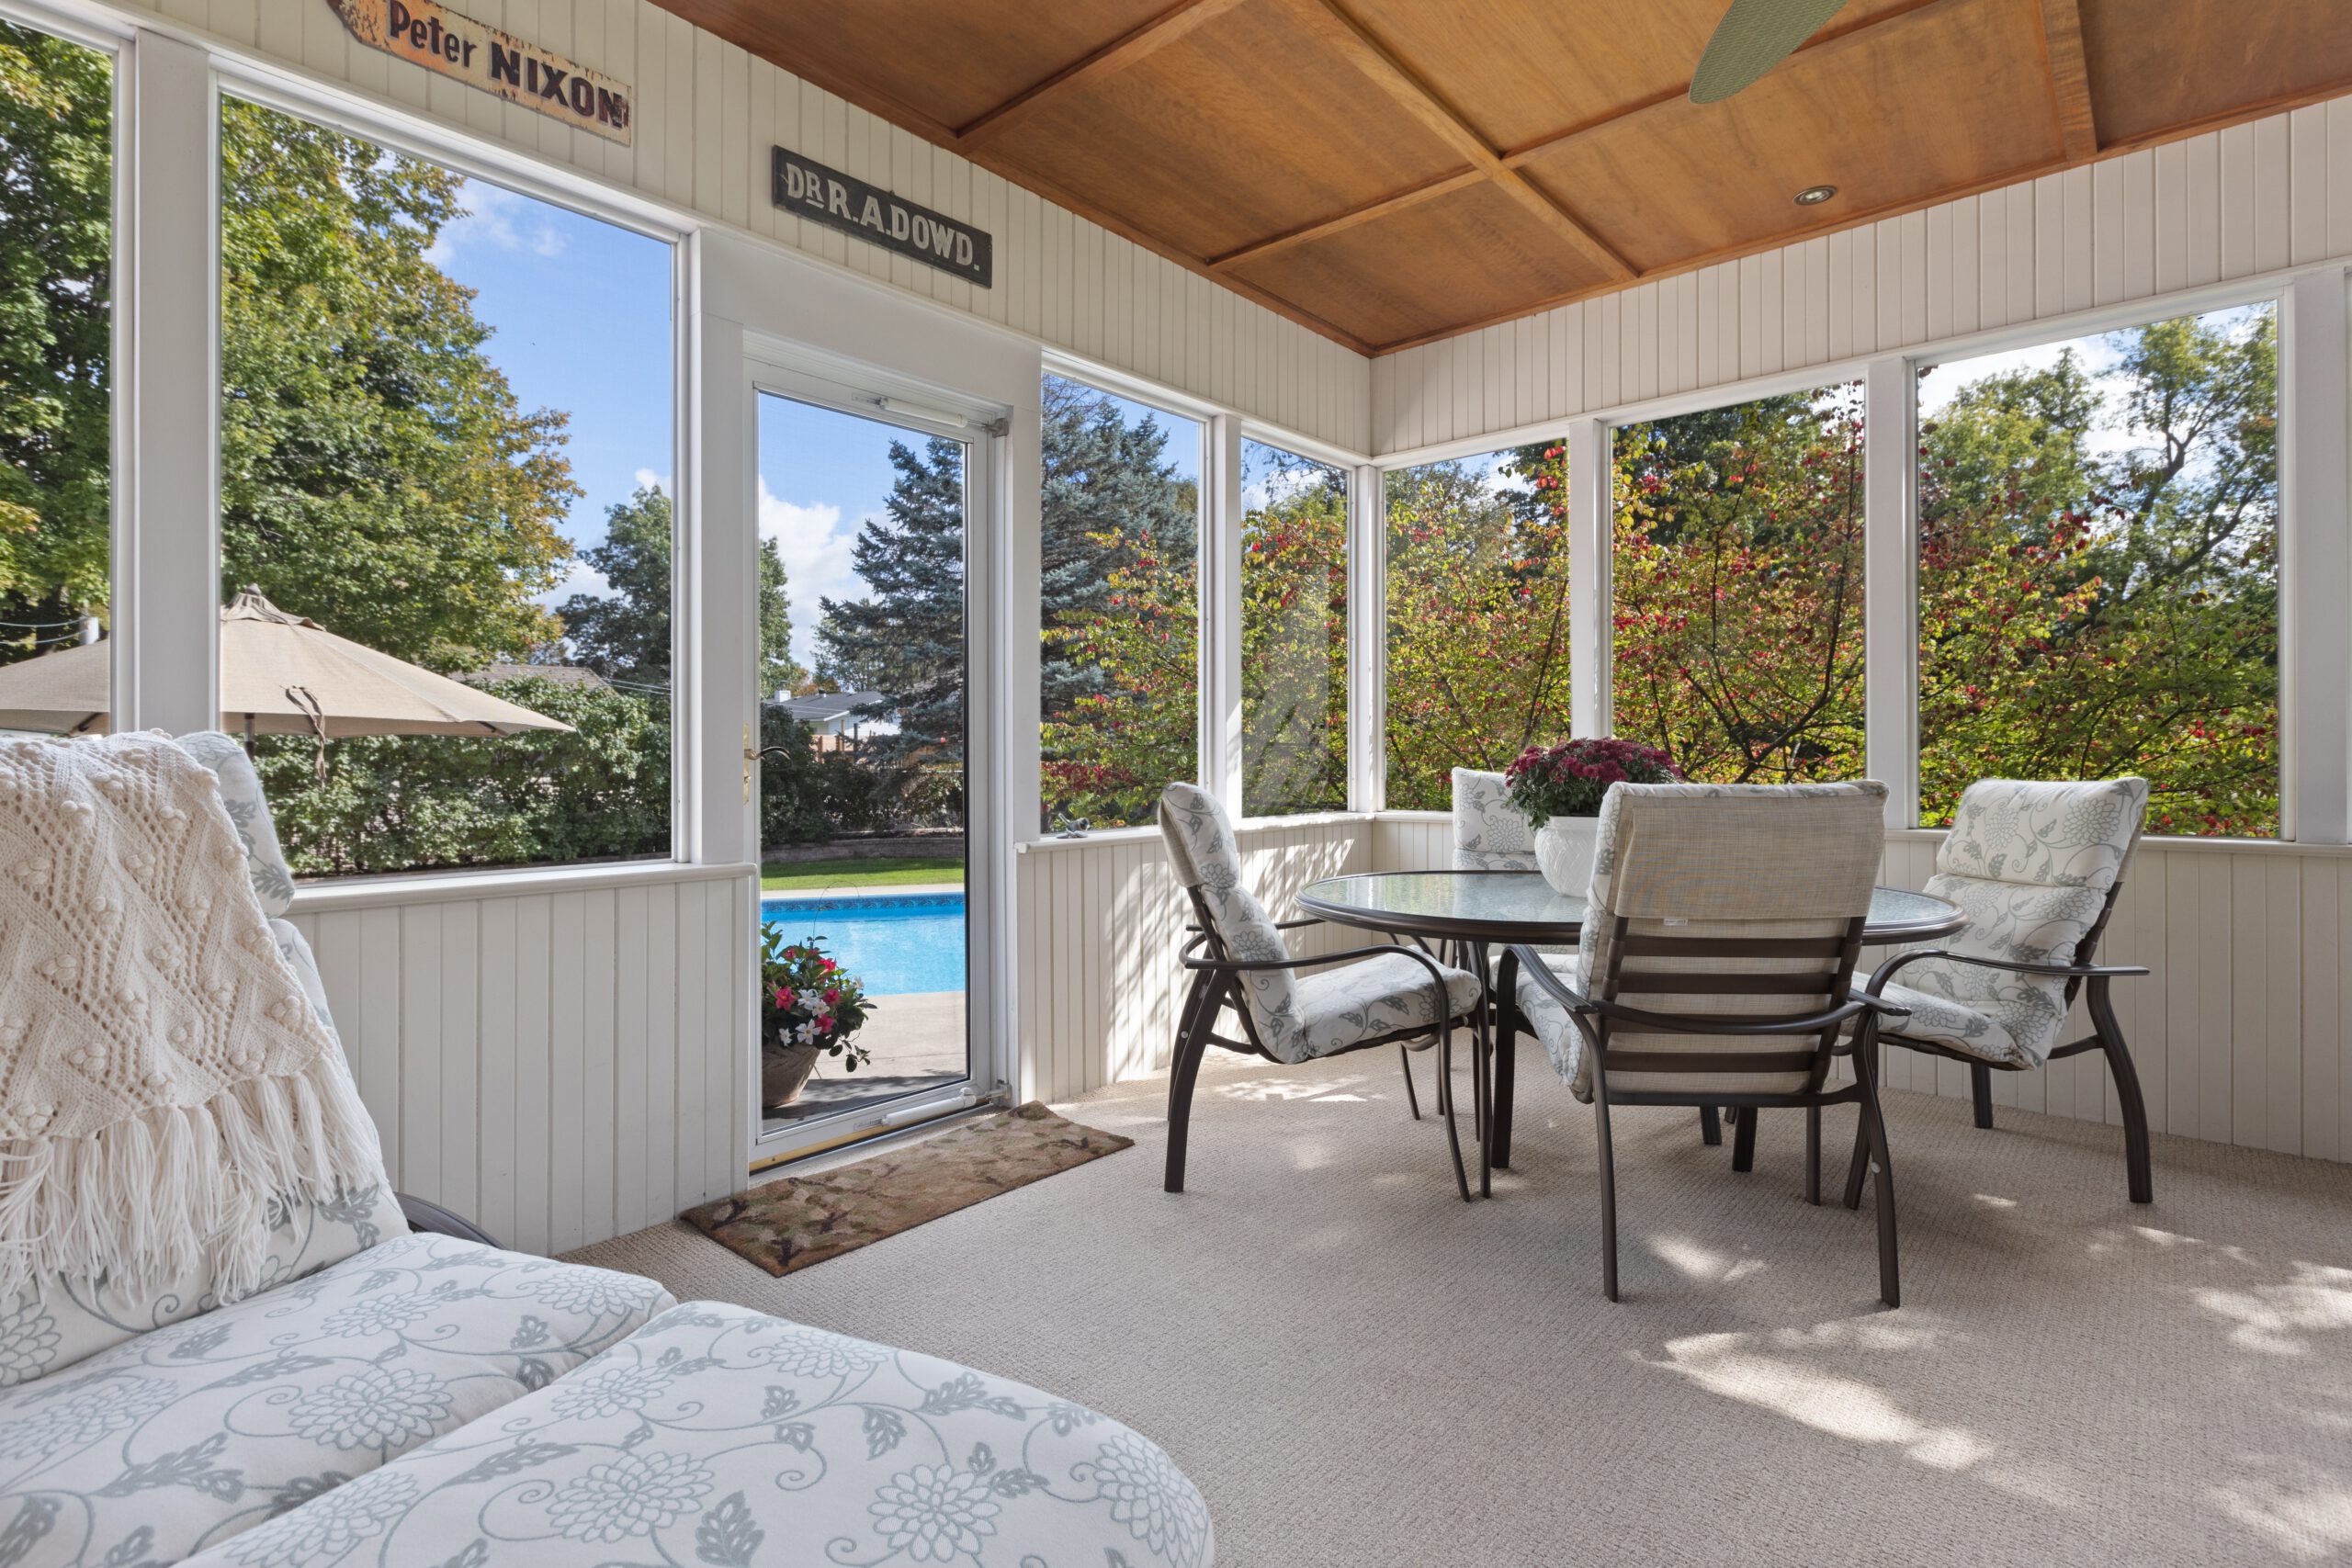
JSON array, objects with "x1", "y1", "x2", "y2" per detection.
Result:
[{"x1": 771, "y1": 149, "x2": 993, "y2": 288}]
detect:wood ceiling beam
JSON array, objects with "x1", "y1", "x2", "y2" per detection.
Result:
[
  {"x1": 2034, "y1": 0, "x2": 2101, "y2": 161},
  {"x1": 1498, "y1": 0, "x2": 1955, "y2": 169},
  {"x1": 954, "y1": 0, "x2": 1254, "y2": 149},
  {"x1": 1284, "y1": 0, "x2": 1636, "y2": 283},
  {"x1": 955, "y1": 145, "x2": 1378, "y2": 353},
  {"x1": 1206, "y1": 169, "x2": 1487, "y2": 269}
]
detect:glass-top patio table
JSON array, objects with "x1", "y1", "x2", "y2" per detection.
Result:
[{"x1": 1296, "y1": 871, "x2": 1968, "y2": 1193}]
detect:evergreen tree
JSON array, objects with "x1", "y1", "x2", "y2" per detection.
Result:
[
  {"x1": 557, "y1": 483, "x2": 799, "y2": 694},
  {"x1": 816, "y1": 435, "x2": 967, "y2": 764},
  {"x1": 1039, "y1": 374, "x2": 1197, "y2": 720}
]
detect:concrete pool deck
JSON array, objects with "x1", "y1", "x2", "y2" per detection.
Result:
[{"x1": 763, "y1": 987, "x2": 966, "y2": 1132}]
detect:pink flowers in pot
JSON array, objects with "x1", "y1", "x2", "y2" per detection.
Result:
[
  {"x1": 759, "y1": 929, "x2": 875, "y2": 1071},
  {"x1": 1503, "y1": 737, "x2": 1683, "y2": 828}
]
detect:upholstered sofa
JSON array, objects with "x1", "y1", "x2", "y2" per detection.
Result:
[{"x1": 0, "y1": 735, "x2": 1211, "y2": 1567}]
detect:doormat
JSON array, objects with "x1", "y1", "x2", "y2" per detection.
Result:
[{"x1": 682, "y1": 1102, "x2": 1133, "y2": 1277}]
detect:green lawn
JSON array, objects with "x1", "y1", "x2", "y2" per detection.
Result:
[{"x1": 760, "y1": 854, "x2": 967, "y2": 891}]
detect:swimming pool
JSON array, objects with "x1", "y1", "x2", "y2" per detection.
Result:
[{"x1": 759, "y1": 893, "x2": 967, "y2": 996}]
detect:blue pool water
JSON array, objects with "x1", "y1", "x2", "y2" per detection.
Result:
[{"x1": 760, "y1": 893, "x2": 967, "y2": 996}]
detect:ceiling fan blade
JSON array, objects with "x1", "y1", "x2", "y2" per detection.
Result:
[{"x1": 1689, "y1": 0, "x2": 1851, "y2": 104}]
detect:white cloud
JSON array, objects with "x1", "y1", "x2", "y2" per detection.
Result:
[
  {"x1": 537, "y1": 557, "x2": 612, "y2": 607},
  {"x1": 425, "y1": 178, "x2": 571, "y2": 266},
  {"x1": 633, "y1": 468, "x2": 672, "y2": 494},
  {"x1": 758, "y1": 480, "x2": 867, "y2": 673}
]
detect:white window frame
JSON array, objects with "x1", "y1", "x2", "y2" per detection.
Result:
[
  {"x1": 1035, "y1": 356, "x2": 1219, "y2": 836},
  {"x1": 1374, "y1": 265, "x2": 2346, "y2": 852},
  {"x1": 1231, "y1": 424, "x2": 1355, "y2": 825}
]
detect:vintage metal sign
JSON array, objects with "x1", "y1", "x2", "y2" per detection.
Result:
[
  {"x1": 771, "y1": 149, "x2": 993, "y2": 288},
  {"x1": 326, "y1": 0, "x2": 634, "y2": 145}
]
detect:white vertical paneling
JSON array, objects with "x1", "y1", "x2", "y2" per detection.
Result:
[
  {"x1": 135, "y1": 0, "x2": 1364, "y2": 445},
  {"x1": 1372, "y1": 96, "x2": 2352, "y2": 465},
  {"x1": 291, "y1": 869, "x2": 752, "y2": 1256},
  {"x1": 1013, "y1": 820, "x2": 1369, "y2": 1100}
]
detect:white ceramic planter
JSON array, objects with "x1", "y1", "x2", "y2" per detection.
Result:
[{"x1": 1534, "y1": 816, "x2": 1600, "y2": 897}]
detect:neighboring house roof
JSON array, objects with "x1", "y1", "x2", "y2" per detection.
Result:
[
  {"x1": 460, "y1": 662, "x2": 613, "y2": 692},
  {"x1": 775, "y1": 691, "x2": 888, "y2": 723}
]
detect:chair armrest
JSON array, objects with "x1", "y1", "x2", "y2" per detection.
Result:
[
  {"x1": 398, "y1": 1192, "x2": 501, "y2": 1248},
  {"x1": 1870, "y1": 949, "x2": 2147, "y2": 992}
]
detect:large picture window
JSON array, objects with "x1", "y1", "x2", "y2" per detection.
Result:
[
  {"x1": 1383, "y1": 444, "x2": 1569, "y2": 810},
  {"x1": 0, "y1": 20, "x2": 111, "y2": 728},
  {"x1": 1611, "y1": 384, "x2": 1866, "y2": 784},
  {"x1": 1037, "y1": 372, "x2": 1202, "y2": 832},
  {"x1": 1241, "y1": 439, "x2": 1346, "y2": 817},
  {"x1": 217, "y1": 98, "x2": 676, "y2": 876},
  {"x1": 1917, "y1": 301, "x2": 2279, "y2": 837}
]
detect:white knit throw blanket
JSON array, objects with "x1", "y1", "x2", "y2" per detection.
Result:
[{"x1": 0, "y1": 734, "x2": 384, "y2": 1302}]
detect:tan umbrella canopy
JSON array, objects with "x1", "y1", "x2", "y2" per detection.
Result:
[{"x1": 0, "y1": 588, "x2": 573, "y2": 740}]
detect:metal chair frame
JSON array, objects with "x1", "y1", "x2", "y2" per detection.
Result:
[
  {"x1": 1504, "y1": 914, "x2": 1914, "y2": 1306},
  {"x1": 1165, "y1": 888, "x2": 1487, "y2": 1202},
  {"x1": 1848, "y1": 880, "x2": 2154, "y2": 1205}
]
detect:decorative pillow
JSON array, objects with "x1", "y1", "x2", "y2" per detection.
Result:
[
  {"x1": 1157, "y1": 783, "x2": 1303, "y2": 1053},
  {"x1": 0, "y1": 918, "x2": 401, "y2": 1387},
  {"x1": 175, "y1": 729, "x2": 300, "y2": 917},
  {"x1": 1451, "y1": 768, "x2": 1537, "y2": 870}
]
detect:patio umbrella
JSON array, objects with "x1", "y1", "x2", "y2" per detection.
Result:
[{"x1": 0, "y1": 588, "x2": 573, "y2": 742}]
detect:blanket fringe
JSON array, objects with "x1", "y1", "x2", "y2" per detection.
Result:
[{"x1": 0, "y1": 1054, "x2": 384, "y2": 1303}]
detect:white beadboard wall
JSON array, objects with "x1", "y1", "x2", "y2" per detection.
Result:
[
  {"x1": 1370, "y1": 816, "x2": 2350, "y2": 1165},
  {"x1": 1016, "y1": 818, "x2": 1369, "y2": 1103},
  {"x1": 116, "y1": 0, "x2": 1370, "y2": 452},
  {"x1": 1372, "y1": 97, "x2": 2352, "y2": 454},
  {"x1": 288, "y1": 866, "x2": 755, "y2": 1257}
]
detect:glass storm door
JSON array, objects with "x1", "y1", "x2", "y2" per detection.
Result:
[{"x1": 750, "y1": 381, "x2": 973, "y2": 1159}]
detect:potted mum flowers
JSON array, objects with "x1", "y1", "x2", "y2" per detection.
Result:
[
  {"x1": 1504, "y1": 738, "x2": 1684, "y2": 895},
  {"x1": 759, "y1": 927, "x2": 875, "y2": 1110}
]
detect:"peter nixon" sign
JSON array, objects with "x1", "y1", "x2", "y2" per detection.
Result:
[
  {"x1": 327, "y1": 0, "x2": 634, "y2": 145},
  {"x1": 772, "y1": 149, "x2": 993, "y2": 288}
]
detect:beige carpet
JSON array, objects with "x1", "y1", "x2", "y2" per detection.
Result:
[{"x1": 566, "y1": 1046, "x2": 2352, "y2": 1567}]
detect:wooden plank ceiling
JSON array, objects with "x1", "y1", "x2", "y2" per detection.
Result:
[{"x1": 656, "y1": 0, "x2": 2352, "y2": 355}]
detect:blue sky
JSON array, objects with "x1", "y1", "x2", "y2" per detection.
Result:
[{"x1": 431, "y1": 197, "x2": 1267, "y2": 678}]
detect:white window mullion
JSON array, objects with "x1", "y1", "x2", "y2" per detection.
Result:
[
  {"x1": 1203, "y1": 413, "x2": 1243, "y2": 811},
  {"x1": 117, "y1": 29, "x2": 218, "y2": 737},
  {"x1": 1566, "y1": 418, "x2": 1610, "y2": 739},
  {"x1": 1862, "y1": 355, "x2": 1917, "y2": 830},
  {"x1": 2282, "y1": 268, "x2": 2351, "y2": 844},
  {"x1": 1348, "y1": 461, "x2": 1383, "y2": 813}
]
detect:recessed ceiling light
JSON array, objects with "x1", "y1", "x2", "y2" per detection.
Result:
[{"x1": 1794, "y1": 184, "x2": 1838, "y2": 207}]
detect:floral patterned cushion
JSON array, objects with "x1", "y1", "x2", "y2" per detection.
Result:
[
  {"x1": 1451, "y1": 768, "x2": 1537, "y2": 871},
  {"x1": 175, "y1": 731, "x2": 299, "y2": 918},
  {"x1": 1890, "y1": 778, "x2": 2149, "y2": 1067},
  {"x1": 0, "y1": 913, "x2": 401, "y2": 1392},
  {"x1": 182, "y1": 1299, "x2": 1214, "y2": 1568},
  {"x1": 1282, "y1": 952, "x2": 1480, "y2": 1065},
  {"x1": 1158, "y1": 783, "x2": 1303, "y2": 1049},
  {"x1": 1513, "y1": 952, "x2": 1589, "y2": 1092},
  {"x1": 0, "y1": 1234, "x2": 673, "y2": 1567}
]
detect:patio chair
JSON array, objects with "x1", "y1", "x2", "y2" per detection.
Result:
[
  {"x1": 1369, "y1": 766, "x2": 1546, "y2": 1126},
  {"x1": 1158, "y1": 781, "x2": 1486, "y2": 1201},
  {"x1": 1846, "y1": 776, "x2": 2154, "y2": 1206},
  {"x1": 1499, "y1": 781, "x2": 1911, "y2": 1304}
]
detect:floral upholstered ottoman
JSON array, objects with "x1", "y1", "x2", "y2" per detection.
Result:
[{"x1": 182, "y1": 1299, "x2": 1214, "y2": 1567}]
